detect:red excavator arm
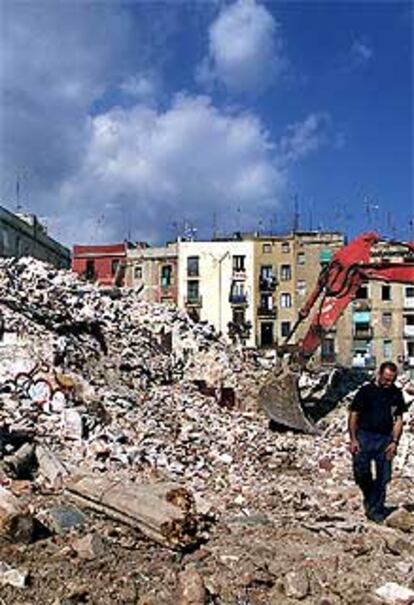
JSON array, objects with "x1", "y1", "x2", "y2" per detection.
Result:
[
  {"x1": 260, "y1": 232, "x2": 414, "y2": 433},
  {"x1": 284, "y1": 231, "x2": 414, "y2": 360}
]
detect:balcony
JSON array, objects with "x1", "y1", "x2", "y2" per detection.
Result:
[
  {"x1": 185, "y1": 295, "x2": 202, "y2": 307},
  {"x1": 259, "y1": 277, "x2": 277, "y2": 291},
  {"x1": 352, "y1": 300, "x2": 371, "y2": 312},
  {"x1": 404, "y1": 297, "x2": 414, "y2": 309},
  {"x1": 352, "y1": 355, "x2": 377, "y2": 369},
  {"x1": 229, "y1": 293, "x2": 248, "y2": 306},
  {"x1": 404, "y1": 325, "x2": 414, "y2": 338},
  {"x1": 353, "y1": 326, "x2": 373, "y2": 339},
  {"x1": 257, "y1": 306, "x2": 277, "y2": 318},
  {"x1": 232, "y1": 269, "x2": 246, "y2": 281}
]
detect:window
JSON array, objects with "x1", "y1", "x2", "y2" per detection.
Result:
[
  {"x1": 382, "y1": 312, "x2": 392, "y2": 328},
  {"x1": 381, "y1": 285, "x2": 391, "y2": 301},
  {"x1": 233, "y1": 308, "x2": 245, "y2": 325},
  {"x1": 232, "y1": 255, "x2": 246, "y2": 272},
  {"x1": 406, "y1": 315, "x2": 414, "y2": 325},
  {"x1": 187, "y1": 280, "x2": 199, "y2": 301},
  {"x1": 134, "y1": 265, "x2": 142, "y2": 280},
  {"x1": 230, "y1": 281, "x2": 246, "y2": 302},
  {"x1": 406, "y1": 286, "x2": 414, "y2": 298},
  {"x1": 280, "y1": 293, "x2": 292, "y2": 308},
  {"x1": 383, "y1": 340, "x2": 392, "y2": 359},
  {"x1": 262, "y1": 243, "x2": 271, "y2": 254},
  {"x1": 281, "y1": 242, "x2": 290, "y2": 253},
  {"x1": 260, "y1": 265, "x2": 273, "y2": 279},
  {"x1": 280, "y1": 264, "x2": 291, "y2": 281},
  {"x1": 297, "y1": 280, "x2": 306, "y2": 297},
  {"x1": 160, "y1": 265, "x2": 172, "y2": 287},
  {"x1": 260, "y1": 293, "x2": 273, "y2": 310},
  {"x1": 297, "y1": 252, "x2": 305, "y2": 265},
  {"x1": 355, "y1": 284, "x2": 368, "y2": 299},
  {"x1": 320, "y1": 249, "x2": 332, "y2": 264},
  {"x1": 187, "y1": 256, "x2": 199, "y2": 277},
  {"x1": 111, "y1": 259, "x2": 120, "y2": 276},
  {"x1": 321, "y1": 338, "x2": 335, "y2": 363},
  {"x1": 281, "y1": 321, "x2": 291, "y2": 338}
]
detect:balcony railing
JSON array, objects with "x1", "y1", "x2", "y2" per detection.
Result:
[
  {"x1": 232, "y1": 269, "x2": 246, "y2": 280},
  {"x1": 257, "y1": 306, "x2": 277, "y2": 318},
  {"x1": 259, "y1": 277, "x2": 277, "y2": 291},
  {"x1": 352, "y1": 300, "x2": 372, "y2": 311},
  {"x1": 185, "y1": 295, "x2": 202, "y2": 307},
  {"x1": 404, "y1": 298, "x2": 414, "y2": 309},
  {"x1": 352, "y1": 355, "x2": 377, "y2": 369},
  {"x1": 229, "y1": 293, "x2": 248, "y2": 305},
  {"x1": 353, "y1": 327, "x2": 373, "y2": 339}
]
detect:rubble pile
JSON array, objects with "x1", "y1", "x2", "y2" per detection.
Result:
[{"x1": 0, "y1": 257, "x2": 414, "y2": 604}]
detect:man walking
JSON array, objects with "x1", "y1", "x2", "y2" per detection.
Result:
[{"x1": 348, "y1": 361, "x2": 406, "y2": 522}]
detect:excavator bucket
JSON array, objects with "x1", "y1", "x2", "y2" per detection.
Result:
[{"x1": 259, "y1": 368, "x2": 316, "y2": 433}]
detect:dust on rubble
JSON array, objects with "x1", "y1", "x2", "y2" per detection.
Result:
[{"x1": 1, "y1": 257, "x2": 414, "y2": 604}]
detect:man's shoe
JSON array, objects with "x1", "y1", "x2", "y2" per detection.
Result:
[{"x1": 367, "y1": 511, "x2": 386, "y2": 523}]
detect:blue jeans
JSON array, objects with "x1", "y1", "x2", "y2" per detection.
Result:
[{"x1": 352, "y1": 430, "x2": 392, "y2": 517}]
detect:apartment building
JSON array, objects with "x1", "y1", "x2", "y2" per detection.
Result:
[
  {"x1": 341, "y1": 240, "x2": 414, "y2": 375},
  {"x1": 125, "y1": 242, "x2": 178, "y2": 304},
  {"x1": 0, "y1": 205, "x2": 70, "y2": 268},
  {"x1": 71, "y1": 243, "x2": 127, "y2": 286},
  {"x1": 254, "y1": 231, "x2": 347, "y2": 361},
  {"x1": 177, "y1": 239, "x2": 255, "y2": 347}
]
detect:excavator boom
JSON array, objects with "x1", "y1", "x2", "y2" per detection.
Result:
[{"x1": 260, "y1": 231, "x2": 414, "y2": 432}]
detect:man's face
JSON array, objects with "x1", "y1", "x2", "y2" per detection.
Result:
[{"x1": 378, "y1": 367, "x2": 397, "y2": 388}]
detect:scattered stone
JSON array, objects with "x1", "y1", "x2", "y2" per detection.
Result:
[
  {"x1": 284, "y1": 570, "x2": 310, "y2": 600},
  {"x1": 177, "y1": 567, "x2": 207, "y2": 605},
  {"x1": 385, "y1": 508, "x2": 414, "y2": 533},
  {"x1": 45, "y1": 505, "x2": 86, "y2": 534},
  {"x1": 71, "y1": 532, "x2": 106, "y2": 560},
  {"x1": 0, "y1": 561, "x2": 28, "y2": 588},
  {"x1": 374, "y1": 582, "x2": 414, "y2": 604}
]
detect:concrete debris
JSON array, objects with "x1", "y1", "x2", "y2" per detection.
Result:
[
  {"x1": 385, "y1": 508, "x2": 414, "y2": 533},
  {"x1": 374, "y1": 582, "x2": 414, "y2": 604},
  {"x1": 71, "y1": 532, "x2": 106, "y2": 560},
  {"x1": 0, "y1": 561, "x2": 28, "y2": 588},
  {"x1": 0, "y1": 257, "x2": 413, "y2": 603},
  {"x1": 177, "y1": 567, "x2": 207, "y2": 605},
  {"x1": 284, "y1": 570, "x2": 310, "y2": 600},
  {"x1": 0, "y1": 485, "x2": 34, "y2": 543}
]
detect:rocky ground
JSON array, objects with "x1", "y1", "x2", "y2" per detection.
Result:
[{"x1": 0, "y1": 257, "x2": 414, "y2": 605}]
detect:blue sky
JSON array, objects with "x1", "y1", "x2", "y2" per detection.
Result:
[{"x1": 0, "y1": 0, "x2": 412, "y2": 245}]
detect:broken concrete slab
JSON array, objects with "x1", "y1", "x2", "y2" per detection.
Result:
[
  {"x1": 0, "y1": 561, "x2": 28, "y2": 588},
  {"x1": 36, "y1": 444, "x2": 69, "y2": 487},
  {"x1": 0, "y1": 485, "x2": 34, "y2": 543},
  {"x1": 44, "y1": 505, "x2": 86, "y2": 535},
  {"x1": 71, "y1": 532, "x2": 106, "y2": 560},
  {"x1": 374, "y1": 582, "x2": 414, "y2": 604}
]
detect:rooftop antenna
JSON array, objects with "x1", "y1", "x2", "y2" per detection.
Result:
[
  {"x1": 212, "y1": 211, "x2": 218, "y2": 239},
  {"x1": 236, "y1": 205, "x2": 241, "y2": 233},
  {"x1": 292, "y1": 194, "x2": 300, "y2": 232}
]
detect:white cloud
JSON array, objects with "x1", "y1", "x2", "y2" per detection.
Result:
[
  {"x1": 197, "y1": 0, "x2": 286, "y2": 95},
  {"x1": 0, "y1": 3, "x2": 159, "y2": 213},
  {"x1": 56, "y1": 95, "x2": 285, "y2": 243},
  {"x1": 119, "y1": 72, "x2": 162, "y2": 105},
  {"x1": 278, "y1": 113, "x2": 332, "y2": 163},
  {"x1": 351, "y1": 39, "x2": 373, "y2": 65}
]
